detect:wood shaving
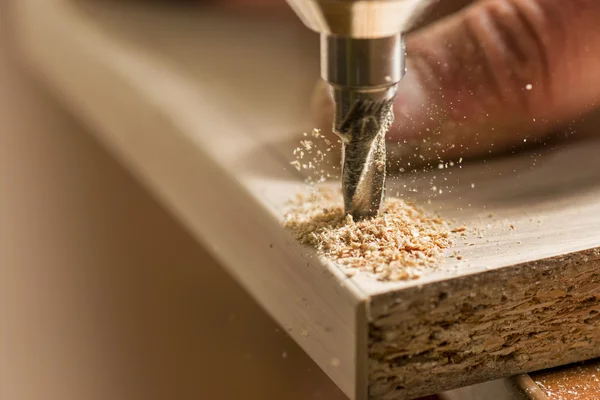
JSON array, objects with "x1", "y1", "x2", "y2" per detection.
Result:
[
  {"x1": 284, "y1": 188, "x2": 451, "y2": 281},
  {"x1": 292, "y1": 128, "x2": 339, "y2": 184},
  {"x1": 300, "y1": 140, "x2": 313, "y2": 151},
  {"x1": 289, "y1": 160, "x2": 301, "y2": 171}
]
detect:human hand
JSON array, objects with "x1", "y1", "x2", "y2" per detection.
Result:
[{"x1": 313, "y1": 0, "x2": 600, "y2": 167}]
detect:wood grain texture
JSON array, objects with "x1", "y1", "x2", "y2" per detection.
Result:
[{"x1": 14, "y1": 0, "x2": 600, "y2": 398}]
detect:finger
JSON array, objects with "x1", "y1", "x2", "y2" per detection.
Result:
[{"x1": 388, "y1": 0, "x2": 600, "y2": 166}]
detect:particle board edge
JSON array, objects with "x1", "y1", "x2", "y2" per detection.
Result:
[{"x1": 366, "y1": 247, "x2": 600, "y2": 399}]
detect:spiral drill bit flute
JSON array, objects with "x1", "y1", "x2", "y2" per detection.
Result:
[{"x1": 286, "y1": 0, "x2": 434, "y2": 219}]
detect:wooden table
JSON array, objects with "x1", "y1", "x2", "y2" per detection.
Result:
[
  {"x1": 526, "y1": 359, "x2": 600, "y2": 399},
  {"x1": 435, "y1": 360, "x2": 600, "y2": 399}
]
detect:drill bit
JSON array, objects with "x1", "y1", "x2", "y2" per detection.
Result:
[
  {"x1": 320, "y1": 33, "x2": 403, "y2": 220},
  {"x1": 333, "y1": 87, "x2": 397, "y2": 220}
]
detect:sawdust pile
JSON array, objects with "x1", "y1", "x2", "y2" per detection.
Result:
[{"x1": 284, "y1": 188, "x2": 452, "y2": 281}]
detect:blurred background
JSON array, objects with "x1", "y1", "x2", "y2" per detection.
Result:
[{"x1": 0, "y1": 1, "x2": 350, "y2": 399}]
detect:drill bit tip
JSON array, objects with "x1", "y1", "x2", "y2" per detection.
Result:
[{"x1": 333, "y1": 87, "x2": 396, "y2": 220}]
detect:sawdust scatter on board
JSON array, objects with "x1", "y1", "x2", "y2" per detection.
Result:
[{"x1": 284, "y1": 188, "x2": 452, "y2": 281}]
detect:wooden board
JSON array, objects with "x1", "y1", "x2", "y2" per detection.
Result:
[
  {"x1": 439, "y1": 376, "x2": 546, "y2": 400},
  {"x1": 528, "y1": 359, "x2": 600, "y2": 399},
  {"x1": 14, "y1": 0, "x2": 600, "y2": 398}
]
